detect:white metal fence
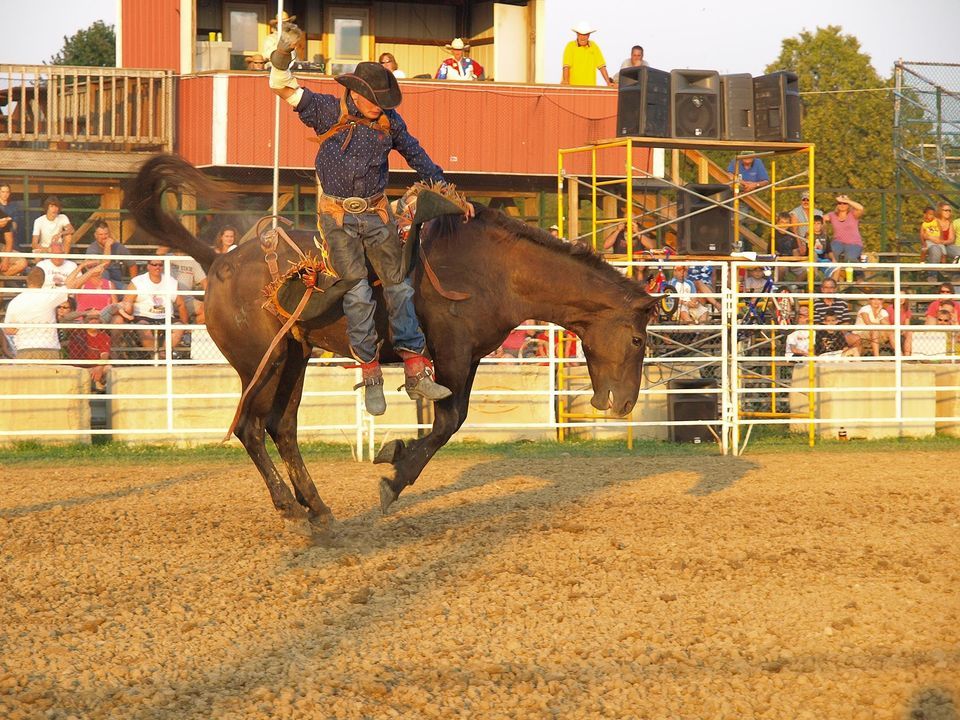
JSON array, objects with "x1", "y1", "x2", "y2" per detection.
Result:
[{"x1": 2, "y1": 251, "x2": 959, "y2": 458}]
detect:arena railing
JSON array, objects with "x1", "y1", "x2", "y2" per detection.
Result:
[{"x1": 2, "y1": 252, "x2": 960, "y2": 457}]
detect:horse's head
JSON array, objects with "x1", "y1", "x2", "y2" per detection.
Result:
[{"x1": 578, "y1": 293, "x2": 659, "y2": 417}]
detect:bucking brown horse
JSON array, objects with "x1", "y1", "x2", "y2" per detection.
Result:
[{"x1": 126, "y1": 154, "x2": 658, "y2": 535}]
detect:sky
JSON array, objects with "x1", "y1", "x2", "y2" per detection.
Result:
[{"x1": 5, "y1": 0, "x2": 956, "y2": 82}]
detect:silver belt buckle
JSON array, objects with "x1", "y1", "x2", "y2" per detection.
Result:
[{"x1": 342, "y1": 196, "x2": 368, "y2": 213}]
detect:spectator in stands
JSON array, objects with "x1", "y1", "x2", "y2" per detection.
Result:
[
  {"x1": 548, "y1": 224, "x2": 561, "y2": 239},
  {"x1": 155, "y1": 248, "x2": 207, "y2": 322},
  {"x1": 811, "y1": 213, "x2": 836, "y2": 277},
  {"x1": 65, "y1": 307, "x2": 112, "y2": 391},
  {"x1": 884, "y1": 295, "x2": 913, "y2": 356},
  {"x1": 784, "y1": 303, "x2": 813, "y2": 358},
  {"x1": 688, "y1": 265, "x2": 720, "y2": 310},
  {"x1": 561, "y1": 22, "x2": 614, "y2": 87},
  {"x1": 813, "y1": 277, "x2": 861, "y2": 353},
  {"x1": 924, "y1": 283, "x2": 958, "y2": 325},
  {"x1": 3, "y1": 262, "x2": 103, "y2": 359},
  {"x1": 603, "y1": 220, "x2": 654, "y2": 254},
  {"x1": 823, "y1": 194, "x2": 865, "y2": 266},
  {"x1": 32, "y1": 196, "x2": 74, "y2": 254},
  {"x1": 925, "y1": 202, "x2": 958, "y2": 272},
  {"x1": 0, "y1": 208, "x2": 26, "y2": 280},
  {"x1": 789, "y1": 191, "x2": 821, "y2": 242},
  {"x1": 86, "y1": 220, "x2": 137, "y2": 288},
  {"x1": 920, "y1": 205, "x2": 939, "y2": 263},
  {"x1": 494, "y1": 319, "x2": 545, "y2": 358},
  {"x1": 815, "y1": 309, "x2": 859, "y2": 356},
  {"x1": 742, "y1": 265, "x2": 772, "y2": 293},
  {"x1": 0, "y1": 182, "x2": 23, "y2": 242},
  {"x1": 726, "y1": 155, "x2": 769, "y2": 192},
  {"x1": 379, "y1": 52, "x2": 406, "y2": 79},
  {"x1": 248, "y1": 11, "x2": 298, "y2": 70},
  {"x1": 436, "y1": 39, "x2": 485, "y2": 81},
  {"x1": 679, "y1": 295, "x2": 711, "y2": 325},
  {"x1": 213, "y1": 225, "x2": 239, "y2": 254},
  {"x1": 119, "y1": 257, "x2": 190, "y2": 357},
  {"x1": 613, "y1": 45, "x2": 646, "y2": 83},
  {"x1": 855, "y1": 297, "x2": 895, "y2": 356},
  {"x1": 74, "y1": 261, "x2": 119, "y2": 316},
  {"x1": 36, "y1": 238, "x2": 77, "y2": 288},
  {"x1": 775, "y1": 211, "x2": 806, "y2": 259}
]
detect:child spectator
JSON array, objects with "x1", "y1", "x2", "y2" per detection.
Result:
[
  {"x1": 924, "y1": 283, "x2": 958, "y2": 325},
  {"x1": 920, "y1": 206, "x2": 939, "y2": 263},
  {"x1": 679, "y1": 295, "x2": 711, "y2": 325},
  {"x1": 66, "y1": 307, "x2": 113, "y2": 391},
  {"x1": 815, "y1": 309, "x2": 859, "y2": 356},
  {"x1": 856, "y1": 297, "x2": 895, "y2": 356},
  {"x1": 31, "y1": 196, "x2": 74, "y2": 253},
  {"x1": 811, "y1": 213, "x2": 835, "y2": 275},
  {"x1": 784, "y1": 304, "x2": 813, "y2": 357},
  {"x1": 0, "y1": 208, "x2": 26, "y2": 279}
]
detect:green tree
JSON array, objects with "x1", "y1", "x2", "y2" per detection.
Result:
[
  {"x1": 767, "y1": 26, "x2": 895, "y2": 249},
  {"x1": 49, "y1": 20, "x2": 116, "y2": 67}
]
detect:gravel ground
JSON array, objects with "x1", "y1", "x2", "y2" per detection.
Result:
[{"x1": 1, "y1": 449, "x2": 958, "y2": 719}]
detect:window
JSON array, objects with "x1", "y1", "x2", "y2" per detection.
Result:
[
  {"x1": 224, "y1": 3, "x2": 267, "y2": 67},
  {"x1": 327, "y1": 7, "x2": 369, "y2": 75}
]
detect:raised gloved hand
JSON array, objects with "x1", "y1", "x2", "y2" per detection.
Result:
[{"x1": 269, "y1": 22, "x2": 303, "y2": 70}]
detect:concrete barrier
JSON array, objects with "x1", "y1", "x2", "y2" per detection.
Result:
[
  {"x1": 933, "y1": 365, "x2": 960, "y2": 438},
  {"x1": 0, "y1": 365, "x2": 91, "y2": 444},
  {"x1": 789, "y1": 361, "x2": 938, "y2": 439}
]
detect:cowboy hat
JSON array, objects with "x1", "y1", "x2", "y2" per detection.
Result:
[
  {"x1": 571, "y1": 21, "x2": 596, "y2": 35},
  {"x1": 269, "y1": 11, "x2": 296, "y2": 25},
  {"x1": 336, "y1": 61, "x2": 402, "y2": 109},
  {"x1": 444, "y1": 38, "x2": 470, "y2": 52}
]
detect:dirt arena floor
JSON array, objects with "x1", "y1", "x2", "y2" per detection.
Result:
[{"x1": 1, "y1": 447, "x2": 958, "y2": 719}]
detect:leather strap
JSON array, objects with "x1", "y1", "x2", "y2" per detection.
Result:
[
  {"x1": 224, "y1": 286, "x2": 315, "y2": 442},
  {"x1": 419, "y1": 245, "x2": 470, "y2": 301}
]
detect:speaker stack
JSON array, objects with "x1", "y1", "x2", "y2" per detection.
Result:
[
  {"x1": 754, "y1": 71, "x2": 802, "y2": 141},
  {"x1": 667, "y1": 378, "x2": 720, "y2": 443},
  {"x1": 616, "y1": 66, "x2": 671, "y2": 138},
  {"x1": 614, "y1": 67, "x2": 802, "y2": 142},
  {"x1": 678, "y1": 183, "x2": 733, "y2": 255},
  {"x1": 670, "y1": 69, "x2": 720, "y2": 139}
]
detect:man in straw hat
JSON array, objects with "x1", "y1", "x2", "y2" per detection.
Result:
[
  {"x1": 268, "y1": 22, "x2": 474, "y2": 416},
  {"x1": 246, "y1": 11, "x2": 298, "y2": 70},
  {"x1": 562, "y1": 21, "x2": 614, "y2": 87},
  {"x1": 436, "y1": 38, "x2": 485, "y2": 81}
]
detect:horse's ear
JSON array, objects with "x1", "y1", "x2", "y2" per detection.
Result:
[{"x1": 636, "y1": 295, "x2": 659, "y2": 323}]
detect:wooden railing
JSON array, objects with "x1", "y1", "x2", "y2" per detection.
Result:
[{"x1": 0, "y1": 65, "x2": 173, "y2": 151}]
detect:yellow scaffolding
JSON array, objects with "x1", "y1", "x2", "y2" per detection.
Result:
[{"x1": 556, "y1": 136, "x2": 817, "y2": 449}]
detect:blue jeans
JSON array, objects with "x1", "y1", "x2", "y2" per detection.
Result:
[
  {"x1": 831, "y1": 241, "x2": 862, "y2": 264},
  {"x1": 320, "y1": 209, "x2": 424, "y2": 362}
]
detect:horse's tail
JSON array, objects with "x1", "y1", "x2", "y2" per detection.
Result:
[{"x1": 125, "y1": 154, "x2": 225, "y2": 272}]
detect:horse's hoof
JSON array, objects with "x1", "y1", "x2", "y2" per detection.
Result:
[
  {"x1": 374, "y1": 439, "x2": 404, "y2": 465},
  {"x1": 283, "y1": 516, "x2": 314, "y2": 538},
  {"x1": 309, "y1": 510, "x2": 335, "y2": 535},
  {"x1": 379, "y1": 478, "x2": 400, "y2": 515}
]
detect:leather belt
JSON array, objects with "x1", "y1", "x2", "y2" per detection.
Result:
[{"x1": 326, "y1": 193, "x2": 385, "y2": 214}]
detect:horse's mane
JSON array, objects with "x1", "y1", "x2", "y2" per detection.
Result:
[{"x1": 459, "y1": 205, "x2": 646, "y2": 294}]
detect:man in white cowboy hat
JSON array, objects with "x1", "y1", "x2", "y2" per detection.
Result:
[
  {"x1": 246, "y1": 11, "x2": 298, "y2": 70},
  {"x1": 436, "y1": 38, "x2": 485, "y2": 81},
  {"x1": 267, "y1": 23, "x2": 475, "y2": 416},
  {"x1": 562, "y1": 21, "x2": 614, "y2": 87}
]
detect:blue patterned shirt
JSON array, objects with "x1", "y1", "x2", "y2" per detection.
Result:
[{"x1": 295, "y1": 88, "x2": 445, "y2": 198}]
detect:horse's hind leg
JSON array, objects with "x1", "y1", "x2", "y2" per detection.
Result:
[
  {"x1": 235, "y1": 405, "x2": 313, "y2": 535},
  {"x1": 266, "y1": 344, "x2": 334, "y2": 531}
]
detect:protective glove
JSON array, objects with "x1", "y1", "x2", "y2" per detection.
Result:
[{"x1": 269, "y1": 22, "x2": 303, "y2": 70}]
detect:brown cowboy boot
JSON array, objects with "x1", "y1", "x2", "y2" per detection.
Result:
[
  {"x1": 400, "y1": 352, "x2": 452, "y2": 402},
  {"x1": 354, "y1": 359, "x2": 386, "y2": 415}
]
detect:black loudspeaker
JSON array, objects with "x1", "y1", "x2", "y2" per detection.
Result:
[
  {"x1": 678, "y1": 183, "x2": 733, "y2": 255},
  {"x1": 616, "y1": 66, "x2": 671, "y2": 138},
  {"x1": 754, "y1": 71, "x2": 801, "y2": 141},
  {"x1": 670, "y1": 69, "x2": 720, "y2": 139},
  {"x1": 720, "y1": 73, "x2": 754, "y2": 141},
  {"x1": 668, "y1": 378, "x2": 719, "y2": 443}
]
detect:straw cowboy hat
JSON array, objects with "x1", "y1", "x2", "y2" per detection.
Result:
[
  {"x1": 336, "y1": 61, "x2": 402, "y2": 109},
  {"x1": 269, "y1": 11, "x2": 296, "y2": 25},
  {"x1": 444, "y1": 38, "x2": 470, "y2": 52},
  {"x1": 571, "y1": 21, "x2": 596, "y2": 35}
]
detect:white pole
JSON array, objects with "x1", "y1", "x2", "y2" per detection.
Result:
[{"x1": 272, "y1": 2, "x2": 285, "y2": 230}]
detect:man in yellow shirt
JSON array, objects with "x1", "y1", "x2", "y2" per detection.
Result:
[{"x1": 561, "y1": 22, "x2": 614, "y2": 87}]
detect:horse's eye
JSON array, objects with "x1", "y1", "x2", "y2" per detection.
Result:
[{"x1": 632, "y1": 335, "x2": 643, "y2": 346}]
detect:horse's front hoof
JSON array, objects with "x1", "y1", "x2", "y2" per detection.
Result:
[
  {"x1": 283, "y1": 516, "x2": 315, "y2": 538},
  {"x1": 374, "y1": 439, "x2": 404, "y2": 465},
  {"x1": 379, "y1": 477, "x2": 400, "y2": 515}
]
